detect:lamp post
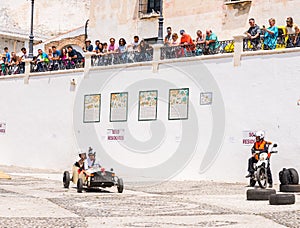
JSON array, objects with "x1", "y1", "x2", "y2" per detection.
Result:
[
  {"x1": 28, "y1": 0, "x2": 34, "y2": 58},
  {"x1": 157, "y1": 0, "x2": 164, "y2": 44}
]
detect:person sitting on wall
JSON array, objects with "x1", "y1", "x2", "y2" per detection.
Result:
[
  {"x1": 86, "y1": 147, "x2": 101, "y2": 169},
  {"x1": 72, "y1": 149, "x2": 87, "y2": 184},
  {"x1": 245, "y1": 130, "x2": 273, "y2": 188}
]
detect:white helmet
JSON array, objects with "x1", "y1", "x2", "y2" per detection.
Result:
[
  {"x1": 255, "y1": 131, "x2": 265, "y2": 140},
  {"x1": 78, "y1": 149, "x2": 86, "y2": 157}
]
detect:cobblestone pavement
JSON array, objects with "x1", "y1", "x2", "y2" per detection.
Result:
[{"x1": 0, "y1": 165, "x2": 299, "y2": 227}]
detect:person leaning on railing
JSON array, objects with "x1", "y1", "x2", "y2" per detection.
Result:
[
  {"x1": 205, "y1": 29, "x2": 220, "y2": 54},
  {"x1": 19, "y1": 47, "x2": 27, "y2": 73},
  {"x1": 194, "y1": 30, "x2": 206, "y2": 56},
  {"x1": 66, "y1": 46, "x2": 84, "y2": 69},
  {"x1": 116, "y1": 38, "x2": 128, "y2": 63},
  {"x1": 35, "y1": 49, "x2": 50, "y2": 72},
  {"x1": 245, "y1": 18, "x2": 262, "y2": 50},
  {"x1": 164, "y1": 27, "x2": 173, "y2": 46},
  {"x1": 179, "y1": 29, "x2": 195, "y2": 56},
  {"x1": 51, "y1": 46, "x2": 61, "y2": 70},
  {"x1": 137, "y1": 40, "x2": 152, "y2": 62},
  {"x1": 285, "y1": 17, "x2": 300, "y2": 47},
  {"x1": 262, "y1": 18, "x2": 278, "y2": 50}
]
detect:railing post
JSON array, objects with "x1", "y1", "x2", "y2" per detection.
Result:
[
  {"x1": 84, "y1": 52, "x2": 93, "y2": 78},
  {"x1": 151, "y1": 44, "x2": 163, "y2": 73},
  {"x1": 233, "y1": 35, "x2": 244, "y2": 67},
  {"x1": 24, "y1": 59, "x2": 32, "y2": 84}
]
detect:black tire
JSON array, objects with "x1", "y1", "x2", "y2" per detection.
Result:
[
  {"x1": 249, "y1": 178, "x2": 256, "y2": 187},
  {"x1": 77, "y1": 178, "x2": 83, "y2": 193},
  {"x1": 280, "y1": 184, "x2": 300, "y2": 192},
  {"x1": 288, "y1": 168, "x2": 299, "y2": 184},
  {"x1": 256, "y1": 167, "x2": 267, "y2": 189},
  {"x1": 63, "y1": 171, "x2": 70, "y2": 188},
  {"x1": 246, "y1": 188, "x2": 276, "y2": 201},
  {"x1": 279, "y1": 168, "x2": 291, "y2": 185},
  {"x1": 117, "y1": 178, "x2": 124, "y2": 193},
  {"x1": 269, "y1": 194, "x2": 295, "y2": 205}
]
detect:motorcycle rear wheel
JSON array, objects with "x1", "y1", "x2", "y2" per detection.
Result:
[{"x1": 256, "y1": 167, "x2": 268, "y2": 189}]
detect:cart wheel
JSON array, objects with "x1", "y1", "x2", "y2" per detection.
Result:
[
  {"x1": 63, "y1": 171, "x2": 70, "y2": 188},
  {"x1": 77, "y1": 178, "x2": 83, "y2": 193},
  {"x1": 117, "y1": 178, "x2": 124, "y2": 193}
]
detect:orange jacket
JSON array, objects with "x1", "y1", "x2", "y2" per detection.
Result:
[{"x1": 252, "y1": 140, "x2": 272, "y2": 159}]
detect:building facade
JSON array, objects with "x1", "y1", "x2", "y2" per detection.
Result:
[{"x1": 89, "y1": 0, "x2": 299, "y2": 42}]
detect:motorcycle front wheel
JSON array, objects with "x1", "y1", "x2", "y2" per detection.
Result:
[{"x1": 256, "y1": 167, "x2": 268, "y2": 189}]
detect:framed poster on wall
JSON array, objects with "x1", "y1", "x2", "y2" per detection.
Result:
[
  {"x1": 200, "y1": 92, "x2": 213, "y2": 105},
  {"x1": 168, "y1": 88, "x2": 189, "y2": 120},
  {"x1": 138, "y1": 90, "x2": 158, "y2": 121},
  {"x1": 83, "y1": 94, "x2": 101, "y2": 123},
  {"x1": 110, "y1": 92, "x2": 128, "y2": 122}
]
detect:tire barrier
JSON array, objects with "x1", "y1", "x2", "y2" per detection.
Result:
[
  {"x1": 279, "y1": 184, "x2": 300, "y2": 193},
  {"x1": 269, "y1": 193, "x2": 295, "y2": 205},
  {"x1": 246, "y1": 188, "x2": 276, "y2": 201}
]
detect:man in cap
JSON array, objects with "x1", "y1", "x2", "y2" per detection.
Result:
[
  {"x1": 83, "y1": 39, "x2": 94, "y2": 52},
  {"x1": 179, "y1": 29, "x2": 195, "y2": 56}
]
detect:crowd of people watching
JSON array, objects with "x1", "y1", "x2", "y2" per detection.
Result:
[
  {"x1": 162, "y1": 16, "x2": 299, "y2": 59},
  {"x1": 0, "y1": 16, "x2": 299, "y2": 75},
  {"x1": 85, "y1": 36, "x2": 153, "y2": 66}
]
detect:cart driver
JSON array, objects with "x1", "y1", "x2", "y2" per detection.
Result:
[
  {"x1": 87, "y1": 147, "x2": 101, "y2": 168},
  {"x1": 72, "y1": 149, "x2": 87, "y2": 184}
]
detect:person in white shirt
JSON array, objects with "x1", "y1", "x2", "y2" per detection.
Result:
[{"x1": 87, "y1": 147, "x2": 101, "y2": 168}]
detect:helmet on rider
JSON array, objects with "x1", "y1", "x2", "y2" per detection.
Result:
[
  {"x1": 255, "y1": 130, "x2": 264, "y2": 141},
  {"x1": 78, "y1": 149, "x2": 87, "y2": 159}
]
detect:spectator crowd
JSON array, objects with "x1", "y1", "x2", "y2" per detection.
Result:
[{"x1": 0, "y1": 16, "x2": 299, "y2": 75}]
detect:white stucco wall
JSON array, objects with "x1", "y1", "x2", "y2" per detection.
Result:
[{"x1": 0, "y1": 50, "x2": 299, "y2": 184}]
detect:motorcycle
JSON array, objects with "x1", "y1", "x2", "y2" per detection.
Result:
[{"x1": 249, "y1": 144, "x2": 278, "y2": 188}]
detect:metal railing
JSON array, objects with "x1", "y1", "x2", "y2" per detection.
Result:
[
  {"x1": 91, "y1": 49, "x2": 153, "y2": 67},
  {"x1": 160, "y1": 40, "x2": 235, "y2": 60},
  {"x1": 30, "y1": 59, "x2": 84, "y2": 73},
  {"x1": 0, "y1": 63, "x2": 23, "y2": 76}
]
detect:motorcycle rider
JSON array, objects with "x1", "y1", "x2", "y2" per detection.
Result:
[
  {"x1": 87, "y1": 147, "x2": 101, "y2": 168},
  {"x1": 72, "y1": 149, "x2": 87, "y2": 184},
  {"x1": 245, "y1": 130, "x2": 273, "y2": 188}
]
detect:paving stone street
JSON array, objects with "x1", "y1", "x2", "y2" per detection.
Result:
[{"x1": 0, "y1": 166, "x2": 299, "y2": 228}]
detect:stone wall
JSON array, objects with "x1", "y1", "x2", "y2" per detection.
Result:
[
  {"x1": 0, "y1": 0, "x2": 90, "y2": 38},
  {"x1": 44, "y1": 35, "x2": 86, "y2": 52},
  {"x1": 89, "y1": 0, "x2": 300, "y2": 43}
]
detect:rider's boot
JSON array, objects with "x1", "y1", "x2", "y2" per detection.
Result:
[{"x1": 245, "y1": 172, "x2": 253, "y2": 178}]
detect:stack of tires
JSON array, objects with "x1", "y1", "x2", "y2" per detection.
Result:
[
  {"x1": 246, "y1": 168, "x2": 298, "y2": 205},
  {"x1": 279, "y1": 168, "x2": 300, "y2": 192},
  {"x1": 267, "y1": 168, "x2": 299, "y2": 205}
]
